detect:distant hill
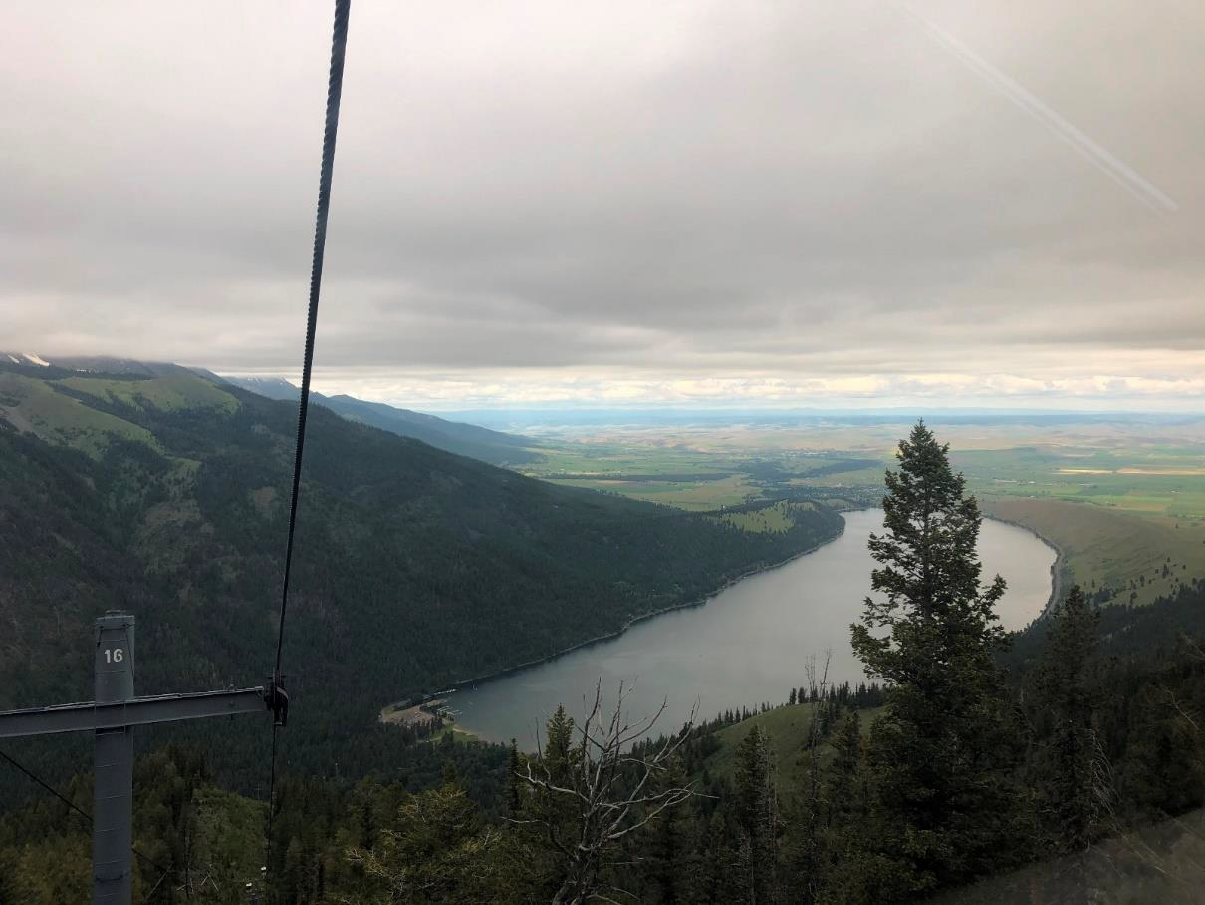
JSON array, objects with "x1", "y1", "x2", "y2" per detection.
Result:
[
  {"x1": 219, "y1": 374, "x2": 543, "y2": 465},
  {"x1": 214, "y1": 374, "x2": 299, "y2": 400},
  {"x1": 0, "y1": 354, "x2": 844, "y2": 795},
  {"x1": 1, "y1": 351, "x2": 190, "y2": 377}
]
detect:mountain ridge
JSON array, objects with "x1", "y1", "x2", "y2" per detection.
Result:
[
  {"x1": 0, "y1": 355, "x2": 844, "y2": 795},
  {"x1": 218, "y1": 373, "x2": 544, "y2": 465}
]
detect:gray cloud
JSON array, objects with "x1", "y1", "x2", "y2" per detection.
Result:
[{"x1": 2, "y1": 0, "x2": 1202, "y2": 405}]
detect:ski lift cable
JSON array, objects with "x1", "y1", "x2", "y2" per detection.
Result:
[
  {"x1": 264, "y1": 0, "x2": 352, "y2": 877},
  {"x1": 273, "y1": 0, "x2": 351, "y2": 679}
]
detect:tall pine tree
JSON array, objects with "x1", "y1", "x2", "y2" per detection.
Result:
[
  {"x1": 506, "y1": 738, "x2": 523, "y2": 819},
  {"x1": 820, "y1": 712, "x2": 869, "y2": 903},
  {"x1": 508, "y1": 705, "x2": 581, "y2": 900},
  {"x1": 848, "y1": 421, "x2": 1026, "y2": 899},
  {"x1": 1031, "y1": 585, "x2": 1110, "y2": 854},
  {"x1": 734, "y1": 725, "x2": 779, "y2": 902}
]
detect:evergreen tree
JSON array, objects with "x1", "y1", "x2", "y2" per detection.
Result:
[
  {"x1": 505, "y1": 738, "x2": 522, "y2": 818},
  {"x1": 824, "y1": 712, "x2": 863, "y2": 832},
  {"x1": 734, "y1": 725, "x2": 779, "y2": 902},
  {"x1": 344, "y1": 780, "x2": 500, "y2": 904},
  {"x1": 692, "y1": 811, "x2": 733, "y2": 904},
  {"x1": 819, "y1": 713, "x2": 868, "y2": 902},
  {"x1": 1031, "y1": 585, "x2": 1110, "y2": 854},
  {"x1": 848, "y1": 421, "x2": 1025, "y2": 898},
  {"x1": 505, "y1": 706, "x2": 581, "y2": 900},
  {"x1": 645, "y1": 754, "x2": 694, "y2": 904},
  {"x1": 543, "y1": 705, "x2": 577, "y2": 786}
]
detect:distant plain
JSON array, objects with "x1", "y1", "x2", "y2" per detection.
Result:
[{"x1": 506, "y1": 411, "x2": 1205, "y2": 609}]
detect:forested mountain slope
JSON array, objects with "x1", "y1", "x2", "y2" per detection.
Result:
[
  {"x1": 219, "y1": 373, "x2": 543, "y2": 465},
  {"x1": 0, "y1": 357, "x2": 842, "y2": 793}
]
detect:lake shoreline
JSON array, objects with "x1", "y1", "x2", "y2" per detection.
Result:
[
  {"x1": 384, "y1": 508, "x2": 1059, "y2": 722},
  {"x1": 385, "y1": 514, "x2": 850, "y2": 714},
  {"x1": 979, "y1": 510, "x2": 1068, "y2": 617}
]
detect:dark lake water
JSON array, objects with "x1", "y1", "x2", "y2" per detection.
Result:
[{"x1": 445, "y1": 509, "x2": 1056, "y2": 748}]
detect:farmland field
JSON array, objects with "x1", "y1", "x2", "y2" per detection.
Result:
[{"x1": 502, "y1": 411, "x2": 1205, "y2": 608}]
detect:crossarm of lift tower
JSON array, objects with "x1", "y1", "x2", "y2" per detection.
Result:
[{"x1": 0, "y1": 688, "x2": 268, "y2": 738}]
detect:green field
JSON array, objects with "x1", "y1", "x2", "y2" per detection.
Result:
[
  {"x1": 511, "y1": 417, "x2": 1205, "y2": 609},
  {"x1": 529, "y1": 432, "x2": 1205, "y2": 528},
  {"x1": 958, "y1": 445, "x2": 1205, "y2": 606},
  {"x1": 542, "y1": 473, "x2": 762, "y2": 510},
  {"x1": 521, "y1": 442, "x2": 761, "y2": 509},
  {"x1": 958, "y1": 444, "x2": 1205, "y2": 522},
  {"x1": 709, "y1": 500, "x2": 818, "y2": 533},
  {"x1": 521, "y1": 437, "x2": 886, "y2": 512}
]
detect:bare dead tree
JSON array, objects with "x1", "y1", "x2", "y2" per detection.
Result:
[{"x1": 514, "y1": 681, "x2": 700, "y2": 905}]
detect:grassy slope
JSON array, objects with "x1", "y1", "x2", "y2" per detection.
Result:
[
  {"x1": 705, "y1": 703, "x2": 881, "y2": 799},
  {"x1": 59, "y1": 373, "x2": 239, "y2": 414},
  {"x1": 983, "y1": 497, "x2": 1203, "y2": 607},
  {"x1": 0, "y1": 371, "x2": 158, "y2": 454}
]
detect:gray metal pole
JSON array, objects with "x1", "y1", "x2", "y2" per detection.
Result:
[
  {"x1": 0, "y1": 613, "x2": 270, "y2": 903},
  {"x1": 94, "y1": 613, "x2": 135, "y2": 905}
]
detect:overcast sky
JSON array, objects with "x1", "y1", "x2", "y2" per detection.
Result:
[{"x1": 3, "y1": 1, "x2": 1203, "y2": 409}]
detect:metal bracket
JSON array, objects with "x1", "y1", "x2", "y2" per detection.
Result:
[{"x1": 264, "y1": 673, "x2": 289, "y2": 727}]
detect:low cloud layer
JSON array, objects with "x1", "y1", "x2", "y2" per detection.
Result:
[{"x1": 3, "y1": 1, "x2": 1202, "y2": 407}]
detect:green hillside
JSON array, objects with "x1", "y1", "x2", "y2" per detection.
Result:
[
  {"x1": 703, "y1": 701, "x2": 882, "y2": 798},
  {"x1": 0, "y1": 357, "x2": 844, "y2": 800},
  {"x1": 984, "y1": 497, "x2": 1203, "y2": 607},
  {"x1": 0, "y1": 370, "x2": 158, "y2": 454}
]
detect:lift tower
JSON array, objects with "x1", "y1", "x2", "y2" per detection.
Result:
[{"x1": 0, "y1": 613, "x2": 278, "y2": 904}]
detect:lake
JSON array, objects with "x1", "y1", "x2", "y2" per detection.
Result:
[{"x1": 444, "y1": 509, "x2": 1056, "y2": 747}]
